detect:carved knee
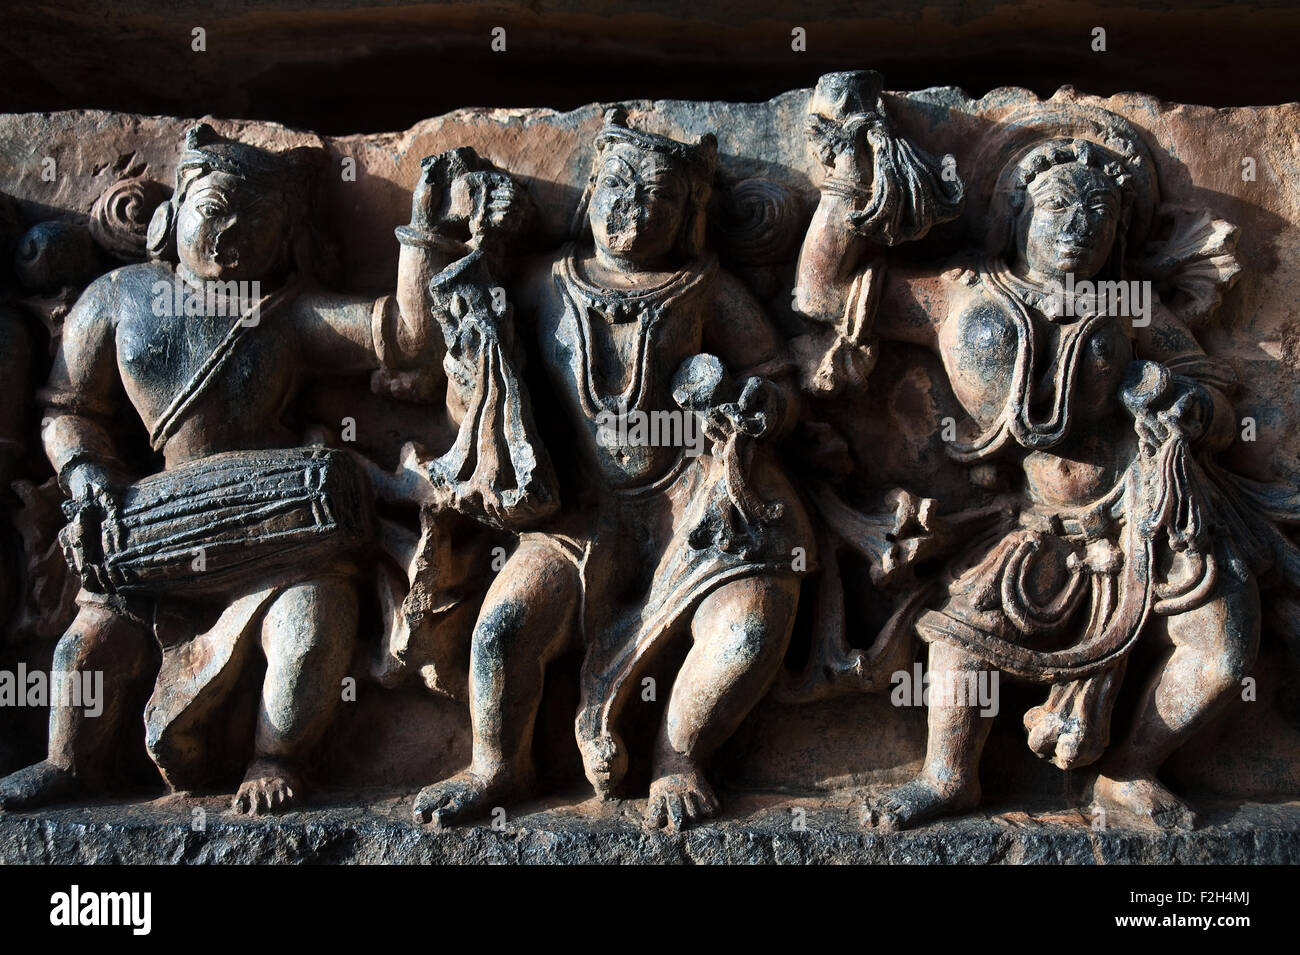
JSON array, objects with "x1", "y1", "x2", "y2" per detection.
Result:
[{"x1": 54, "y1": 606, "x2": 150, "y2": 676}]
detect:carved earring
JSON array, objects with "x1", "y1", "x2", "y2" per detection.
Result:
[{"x1": 146, "y1": 199, "x2": 177, "y2": 261}]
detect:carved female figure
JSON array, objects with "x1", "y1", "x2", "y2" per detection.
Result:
[
  {"x1": 798, "y1": 75, "x2": 1282, "y2": 830},
  {"x1": 414, "y1": 110, "x2": 813, "y2": 831}
]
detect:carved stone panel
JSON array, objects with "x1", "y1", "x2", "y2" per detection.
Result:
[{"x1": 0, "y1": 71, "x2": 1298, "y2": 864}]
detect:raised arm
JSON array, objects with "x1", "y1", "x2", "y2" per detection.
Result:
[
  {"x1": 298, "y1": 148, "x2": 530, "y2": 390},
  {"x1": 794, "y1": 161, "x2": 877, "y2": 328},
  {"x1": 792, "y1": 71, "x2": 963, "y2": 391}
]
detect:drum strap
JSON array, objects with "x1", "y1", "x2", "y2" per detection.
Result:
[{"x1": 148, "y1": 274, "x2": 301, "y2": 451}]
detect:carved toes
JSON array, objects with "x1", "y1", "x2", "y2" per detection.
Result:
[
  {"x1": 863, "y1": 777, "x2": 978, "y2": 832},
  {"x1": 643, "y1": 772, "x2": 720, "y2": 833},
  {"x1": 231, "y1": 764, "x2": 300, "y2": 815},
  {"x1": 413, "y1": 773, "x2": 495, "y2": 827}
]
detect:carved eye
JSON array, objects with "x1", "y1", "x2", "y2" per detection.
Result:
[
  {"x1": 601, "y1": 176, "x2": 625, "y2": 190},
  {"x1": 1037, "y1": 195, "x2": 1069, "y2": 213},
  {"x1": 196, "y1": 199, "x2": 229, "y2": 218}
]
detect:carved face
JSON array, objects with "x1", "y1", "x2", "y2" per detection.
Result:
[
  {"x1": 588, "y1": 144, "x2": 688, "y2": 265},
  {"x1": 175, "y1": 171, "x2": 289, "y2": 281},
  {"x1": 1014, "y1": 162, "x2": 1122, "y2": 282}
]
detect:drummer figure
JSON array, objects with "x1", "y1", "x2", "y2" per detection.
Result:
[{"x1": 0, "y1": 124, "x2": 531, "y2": 813}]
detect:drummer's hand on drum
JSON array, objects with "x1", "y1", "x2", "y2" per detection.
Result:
[{"x1": 63, "y1": 461, "x2": 120, "y2": 514}]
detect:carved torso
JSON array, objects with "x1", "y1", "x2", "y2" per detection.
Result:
[
  {"x1": 937, "y1": 259, "x2": 1135, "y2": 506},
  {"x1": 100, "y1": 264, "x2": 300, "y2": 466},
  {"x1": 535, "y1": 244, "x2": 718, "y2": 490}
]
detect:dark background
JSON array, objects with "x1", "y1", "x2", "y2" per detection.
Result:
[{"x1": 2, "y1": 0, "x2": 1299, "y2": 133}]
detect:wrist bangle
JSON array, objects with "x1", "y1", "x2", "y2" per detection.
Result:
[
  {"x1": 395, "y1": 225, "x2": 470, "y2": 258},
  {"x1": 57, "y1": 454, "x2": 100, "y2": 494},
  {"x1": 820, "y1": 176, "x2": 872, "y2": 205}
]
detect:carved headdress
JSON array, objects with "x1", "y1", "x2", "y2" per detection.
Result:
[
  {"x1": 970, "y1": 102, "x2": 1160, "y2": 270},
  {"x1": 572, "y1": 108, "x2": 719, "y2": 257},
  {"x1": 970, "y1": 99, "x2": 1240, "y2": 323}
]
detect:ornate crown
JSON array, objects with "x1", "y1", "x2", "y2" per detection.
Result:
[
  {"x1": 174, "y1": 122, "x2": 324, "y2": 208},
  {"x1": 594, "y1": 108, "x2": 718, "y2": 180}
]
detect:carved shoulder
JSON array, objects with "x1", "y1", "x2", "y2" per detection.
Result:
[
  {"x1": 54, "y1": 264, "x2": 145, "y2": 369},
  {"x1": 40, "y1": 263, "x2": 160, "y2": 424}
]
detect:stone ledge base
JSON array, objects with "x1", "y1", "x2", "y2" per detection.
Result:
[{"x1": 2, "y1": 791, "x2": 1298, "y2": 864}]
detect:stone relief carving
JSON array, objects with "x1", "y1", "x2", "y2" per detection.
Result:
[
  {"x1": 795, "y1": 72, "x2": 1295, "y2": 832},
  {"x1": 0, "y1": 71, "x2": 1295, "y2": 840},
  {"x1": 0, "y1": 124, "x2": 547, "y2": 814}
]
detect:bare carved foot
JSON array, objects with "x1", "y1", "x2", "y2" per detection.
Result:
[
  {"x1": 0, "y1": 760, "x2": 80, "y2": 811},
  {"x1": 1092, "y1": 772, "x2": 1196, "y2": 831},
  {"x1": 864, "y1": 776, "x2": 981, "y2": 832},
  {"x1": 413, "y1": 768, "x2": 524, "y2": 828},
  {"x1": 231, "y1": 759, "x2": 303, "y2": 815},
  {"x1": 644, "y1": 769, "x2": 721, "y2": 833}
]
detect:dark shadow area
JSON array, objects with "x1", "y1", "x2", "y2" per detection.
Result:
[{"x1": 2, "y1": 2, "x2": 1299, "y2": 133}]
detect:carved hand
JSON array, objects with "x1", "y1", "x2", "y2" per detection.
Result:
[
  {"x1": 410, "y1": 159, "x2": 449, "y2": 233},
  {"x1": 1123, "y1": 361, "x2": 1211, "y2": 452},
  {"x1": 410, "y1": 147, "x2": 480, "y2": 233},
  {"x1": 704, "y1": 376, "x2": 786, "y2": 443},
  {"x1": 806, "y1": 70, "x2": 887, "y2": 187},
  {"x1": 459, "y1": 172, "x2": 531, "y2": 249},
  {"x1": 806, "y1": 113, "x2": 880, "y2": 186},
  {"x1": 1163, "y1": 380, "x2": 1211, "y2": 442},
  {"x1": 63, "y1": 461, "x2": 119, "y2": 514}
]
